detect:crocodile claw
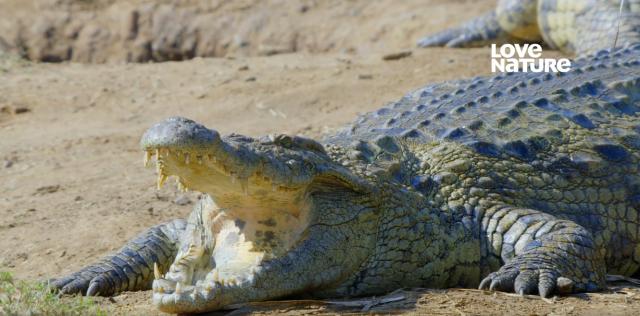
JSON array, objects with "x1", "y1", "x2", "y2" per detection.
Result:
[{"x1": 479, "y1": 260, "x2": 583, "y2": 298}]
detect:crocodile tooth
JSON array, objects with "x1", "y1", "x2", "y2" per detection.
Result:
[
  {"x1": 157, "y1": 286, "x2": 164, "y2": 293},
  {"x1": 157, "y1": 173, "x2": 168, "y2": 189},
  {"x1": 144, "y1": 151, "x2": 152, "y2": 167},
  {"x1": 175, "y1": 282, "x2": 183, "y2": 294},
  {"x1": 230, "y1": 173, "x2": 237, "y2": 184},
  {"x1": 271, "y1": 183, "x2": 277, "y2": 192},
  {"x1": 212, "y1": 270, "x2": 219, "y2": 282},
  {"x1": 184, "y1": 153, "x2": 190, "y2": 164},
  {"x1": 155, "y1": 149, "x2": 161, "y2": 158},
  {"x1": 154, "y1": 262, "x2": 161, "y2": 280}
]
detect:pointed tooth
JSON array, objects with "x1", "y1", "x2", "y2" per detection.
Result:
[
  {"x1": 154, "y1": 262, "x2": 161, "y2": 279},
  {"x1": 272, "y1": 183, "x2": 277, "y2": 192},
  {"x1": 229, "y1": 279, "x2": 237, "y2": 286},
  {"x1": 157, "y1": 286, "x2": 164, "y2": 293},
  {"x1": 212, "y1": 270, "x2": 219, "y2": 282},
  {"x1": 184, "y1": 153, "x2": 190, "y2": 164},
  {"x1": 230, "y1": 173, "x2": 237, "y2": 184},
  {"x1": 157, "y1": 173, "x2": 168, "y2": 189},
  {"x1": 156, "y1": 149, "x2": 161, "y2": 158},
  {"x1": 178, "y1": 181, "x2": 186, "y2": 192},
  {"x1": 205, "y1": 283, "x2": 213, "y2": 291},
  {"x1": 144, "y1": 151, "x2": 152, "y2": 167},
  {"x1": 175, "y1": 282, "x2": 183, "y2": 294}
]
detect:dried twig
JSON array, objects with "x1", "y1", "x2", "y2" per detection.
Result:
[
  {"x1": 326, "y1": 292, "x2": 406, "y2": 312},
  {"x1": 607, "y1": 274, "x2": 640, "y2": 286}
]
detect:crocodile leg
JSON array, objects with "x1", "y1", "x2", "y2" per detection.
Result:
[
  {"x1": 478, "y1": 205, "x2": 606, "y2": 297},
  {"x1": 418, "y1": 0, "x2": 541, "y2": 48},
  {"x1": 50, "y1": 219, "x2": 186, "y2": 296},
  {"x1": 417, "y1": 11, "x2": 514, "y2": 48}
]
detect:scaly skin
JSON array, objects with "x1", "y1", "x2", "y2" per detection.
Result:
[
  {"x1": 418, "y1": 0, "x2": 640, "y2": 55},
  {"x1": 50, "y1": 44, "x2": 640, "y2": 313}
]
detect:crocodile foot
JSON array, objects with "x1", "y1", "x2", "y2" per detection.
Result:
[
  {"x1": 417, "y1": 11, "x2": 509, "y2": 48},
  {"x1": 478, "y1": 253, "x2": 603, "y2": 297}
]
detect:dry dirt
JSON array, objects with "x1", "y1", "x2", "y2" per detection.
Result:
[{"x1": 1, "y1": 0, "x2": 640, "y2": 315}]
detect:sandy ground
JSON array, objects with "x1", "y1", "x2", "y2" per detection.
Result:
[{"x1": 1, "y1": 0, "x2": 640, "y2": 315}]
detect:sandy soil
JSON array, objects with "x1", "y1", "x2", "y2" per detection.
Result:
[{"x1": 1, "y1": 0, "x2": 640, "y2": 315}]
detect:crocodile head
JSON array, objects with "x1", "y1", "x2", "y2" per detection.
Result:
[{"x1": 140, "y1": 117, "x2": 376, "y2": 312}]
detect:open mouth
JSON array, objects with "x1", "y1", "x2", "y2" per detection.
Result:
[{"x1": 139, "y1": 118, "x2": 314, "y2": 311}]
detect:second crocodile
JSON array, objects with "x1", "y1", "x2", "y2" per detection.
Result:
[{"x1": 418, "y1": 0, "x2": 640, "y2": 55}]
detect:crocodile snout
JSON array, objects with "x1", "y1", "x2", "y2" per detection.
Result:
[{"x1": 140, "y1": 116, "x2": 221, "y2": 151}]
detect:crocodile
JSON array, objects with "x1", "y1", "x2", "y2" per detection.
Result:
[
  {"x1": 418, "y1": 0, "x2": 640, "y2": 55},
  {"x1": 50, "y1": 44, "x2": 640, "y2": 313}
]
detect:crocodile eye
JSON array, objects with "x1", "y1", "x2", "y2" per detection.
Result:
[
  {"x1": 274, "y1": 134, "x2": 294, "y2": 148},
  {"x1": 292, "y1": 136, "x2": 326, "y2": 154}
]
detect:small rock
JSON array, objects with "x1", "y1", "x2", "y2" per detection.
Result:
[
  {"x1": 1, "y1": 105, "x2": 31, "y2": 115},
  {"x1": 358, "y1": 74, "x2": 373, "y2": 80},
  {"x1": 14, "y1": 107, "x2": 30, "y2": 114},
  {"x1": 74, "y1": 196, "x2": 83, "y2": 201},
  {"x1": 60, "y1": 250, "x2": 66, "y2": 258},
  {"x1": 34, "y1": 185, "x2": 60, "y2": 195},
  {"x1": 245, "y1": 77, "x2": 257, "y2": 82},
  {"x1": 382, "y1": 51, "x2": 412, "y2": 61},
  {"x1": 238, "y1": 65, "x2": 249, "y2": 71},
  {"x1": 3, "y1": 160, "x2": 13, "y2": 168},
  {"x1": 173, "y1": 195, "x2": 191, "y2": 206}
]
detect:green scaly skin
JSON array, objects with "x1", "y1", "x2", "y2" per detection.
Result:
[
  {"x1": 50, "y1": 44, "x2": 640, "y2": 313},
  {"x1": 418, "y1": 0, "x2": 640, "y2": 55}
]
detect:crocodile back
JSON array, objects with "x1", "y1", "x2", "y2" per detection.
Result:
[{"x1": 327, "y1": 44, "x2": 640, "y2": 173}]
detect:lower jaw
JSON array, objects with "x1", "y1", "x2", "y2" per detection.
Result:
[{"x1": 152, "y1": 272, "x2": 253, "y2": 313}]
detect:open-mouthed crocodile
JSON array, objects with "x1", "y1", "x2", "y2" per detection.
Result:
[
  {"x1": 50, "y1": 44, "x2": 640, "y2": 313},
  {"x1": 418, "y1": 0, "x2": 640, "y2": 55}
]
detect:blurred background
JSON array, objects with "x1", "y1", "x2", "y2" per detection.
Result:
[{"x1": 0, "y1": 0, "x2": 495, "y2": 63}]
